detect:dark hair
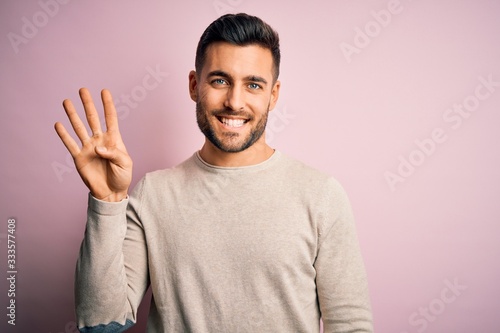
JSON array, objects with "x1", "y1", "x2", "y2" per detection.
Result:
[{"x1": 195, "y1": 13, "x2": 280, "y2": 81}]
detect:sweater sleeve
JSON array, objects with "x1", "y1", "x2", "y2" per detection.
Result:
[
  {"x1": 314, "y1": 178, "x2": 374, "y2": 333},
  {"x1": 75, "y1": 178, "x2": 149, "y2": 333}
]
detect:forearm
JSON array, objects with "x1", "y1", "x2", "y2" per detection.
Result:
[
  {"x1": 317, "y1": 251, "x2": 373, "y2": 333},
  {"x1": 316, "y1": 228, "x2": 373, "y2": 332},
  {"x1": 75, "y1": 194, "x2": 147, "y2": 332},
  {"x1": 315, "y1": 179, "x2": 374, "y2": 332}
]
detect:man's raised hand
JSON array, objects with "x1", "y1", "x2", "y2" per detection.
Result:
[{"x1": 54, "y1": 88, "x2": 133, "y2": 202}]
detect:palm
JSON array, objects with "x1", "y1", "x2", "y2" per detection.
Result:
[
  {"x1": 75, "y1": 131, "x2": 130, "y2": 198},
  {"x1": 55, "y1": 88, "x2": 132, "y2": 201}
]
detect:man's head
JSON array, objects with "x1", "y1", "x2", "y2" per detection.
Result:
[
  {"x1": 189, "y1": 14, "x2": 281, "y2": 157},
  {"x1": 195, "y1": 13, "x2": 280, "y2": 83}
]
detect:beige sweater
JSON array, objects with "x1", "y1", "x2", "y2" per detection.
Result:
[{"x1": 75, "y1": 151, "x2": 373, "y2": 332}]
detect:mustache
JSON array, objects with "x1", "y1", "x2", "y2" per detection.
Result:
[{"x1": 210, "y1": 108, "x2": 254, "y2": 120}]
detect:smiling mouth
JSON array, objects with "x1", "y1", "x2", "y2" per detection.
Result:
[{"x1": 217, "y1": 116, "x2": 249, "y2": 128}]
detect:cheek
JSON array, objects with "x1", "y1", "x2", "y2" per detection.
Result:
[
  {"x1": 249, "y1": 95, "x2": 272, "y2": 113},
  {"x1": 199, "y1": 87, "x2": 225, "y2": 106}
]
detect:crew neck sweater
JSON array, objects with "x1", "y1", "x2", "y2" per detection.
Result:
[{"x1": 75, "y1": 151, "x2": 373, "y2": 332}]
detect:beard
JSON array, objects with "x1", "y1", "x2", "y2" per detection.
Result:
[{"x1": 196, "y1": 102, "x2": 269, "y2": 153}]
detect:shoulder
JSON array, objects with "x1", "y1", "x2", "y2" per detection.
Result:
[
  {"x1": 275, "y1": 152, "x2": 354, "y2": 233},
  {"x1": 275, "y1": 152, "x2": 351, "y2": 209},
  {"x1": 131, "y1": 153, "x2": 198, "y2": 195},
  {"x1": 147, "y1": 154, "x2": 197, "y2": 180},
  {"x1": 277, "y1": 152, "x2": 343, "y2": 189}
]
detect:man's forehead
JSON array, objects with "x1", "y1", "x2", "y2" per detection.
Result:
[{"x1": 202, "y1": 42, "x2": 274, "y2": 79}]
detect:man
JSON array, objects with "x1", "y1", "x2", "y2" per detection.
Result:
[{"x1": 55, "y1": 13, "x2": 373, "y2": 333}]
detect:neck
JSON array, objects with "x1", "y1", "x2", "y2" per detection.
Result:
[{"x1": 198, "y1": 139, "x2": 274, "y2": 167}]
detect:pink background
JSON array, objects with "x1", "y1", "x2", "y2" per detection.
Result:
[{"x1": 1, "y1": 0, "x2": 500, "y2": 332}]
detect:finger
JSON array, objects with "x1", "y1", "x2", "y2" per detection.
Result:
[
  {"x1": 95, "y1": 146, "x2": 132, "y2": 169},
  {"x1": 54, "y1": 122, "x2": 81, "y2": 157},
  {"x1": 79, "y1": 87, "x2": 102, "y2": 136},
  {"x1": 62, "y1": 98, "x2": 90, "y2": 142},
  {"x1": 101, "y1": 89, "x2": 119, "y2": 133}
]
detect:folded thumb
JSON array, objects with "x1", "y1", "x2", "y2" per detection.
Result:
[
  {"x1": 95, "y1": 146, "x2": 127, "y2": 167},
  {"x1": 95, "y1": 146, "x2": 113, "y2": 160},
  {"x1": 96, "y1": 146, "x2": 107, "y2": 154}
]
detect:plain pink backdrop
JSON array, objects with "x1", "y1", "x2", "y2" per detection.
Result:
[{"x1": 1, "y1": 0, "x2": 499, "y2": 332}]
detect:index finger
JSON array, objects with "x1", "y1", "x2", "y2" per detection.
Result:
[{"x1": 62, "y1": 97, "x2": 91, "y2": 143}]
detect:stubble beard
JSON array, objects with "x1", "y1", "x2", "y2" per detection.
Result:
[{"x1": 196, "y1": 101, "x2": 269, "y2": 153}]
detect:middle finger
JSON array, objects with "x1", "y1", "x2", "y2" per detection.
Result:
[{"x1": 79, "y1": 88, "x2": 103, "y2": 136}]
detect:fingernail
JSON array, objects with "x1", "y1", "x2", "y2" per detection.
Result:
[{"x1": 96, "y1": 146, "x2": 107, "y2": 152}]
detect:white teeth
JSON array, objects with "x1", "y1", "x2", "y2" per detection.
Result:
[{"x1": 221, "y1": 117, "x2": 245, "y2": 128}]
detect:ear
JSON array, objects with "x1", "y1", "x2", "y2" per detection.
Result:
[
  {"x1": 268, "y1": 80, "x2": 281, "y2": 111},
  {"x1": 188, "y1": 70, "x2": 198, "y2": 102}
]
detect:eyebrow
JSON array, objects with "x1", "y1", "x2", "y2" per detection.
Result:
[
  {"x1": 247, "y1": 75, "x2": 268, "y2": 85},
  {"x1": 207, "y1": 70, "x2": 268, "y2": 85}
]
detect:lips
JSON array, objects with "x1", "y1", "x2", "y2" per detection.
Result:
[
  {"x1": 217, "y1": 116, "x2": 248, "y2": 128},
  {"x1": 217, "y1": 116, "x2": 249, "y2": 128}
]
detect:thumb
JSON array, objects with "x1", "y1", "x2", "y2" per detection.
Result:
[
  {"x1": 95, "y1": 145, "x2": 109, "y2": 156},
  {"x1": 95, "y1": 146, "x2": 130, "y2": 167}
]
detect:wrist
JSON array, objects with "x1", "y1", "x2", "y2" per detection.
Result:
[{"x1": 96, "y1": 191, "x2": 128, "y2": 202}]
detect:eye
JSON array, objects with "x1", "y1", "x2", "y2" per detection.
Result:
[
  {"x1": 248, "y1": 83, "x2": 262, "y2": 90},
  {"x1": 211, "y1": 78, "x2": 227, "y2": 86}
]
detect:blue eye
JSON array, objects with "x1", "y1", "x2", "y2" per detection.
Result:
[
  {"x1": 248, "y1": 83, "x2": 261, "y2": 90},
  {"x1": 212, "y1": 78, "x2": 227, "y2": 85}
]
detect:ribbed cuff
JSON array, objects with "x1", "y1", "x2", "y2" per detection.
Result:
[{"x1": 87, "y1": 192, "x2": 129, "y2": 216}]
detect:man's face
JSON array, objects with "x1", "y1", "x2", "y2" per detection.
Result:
[{"x1": 189, "y1": 42, "x2": 280, "y2": 153}]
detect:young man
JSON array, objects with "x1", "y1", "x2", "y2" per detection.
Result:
[{"x1": 55, "y1": 13, "x2": 373, "y2": 333}]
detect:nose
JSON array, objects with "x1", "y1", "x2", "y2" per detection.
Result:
[{"x1": 223, "y1": 86, "x2": 245, "y2": 111}]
